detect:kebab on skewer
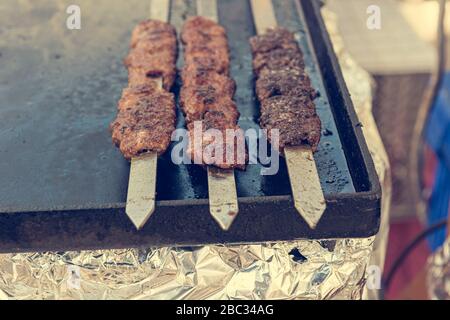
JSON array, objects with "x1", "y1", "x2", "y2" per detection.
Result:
[
  {"x1": 110, "y1": 20, "x2": 177, "y2": 160},
  {"x1": 180, "y1": 16, "x2": 247, "y2": 170},
  {"x1": 249, "y1": 27, "x2": 321, "y2": 153},
  {"x1": 248, "y1": 21, "x2": 326, "y2": 229}
]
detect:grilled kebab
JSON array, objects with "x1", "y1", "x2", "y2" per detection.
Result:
[
  {"x1": 250, "y1": 27, "x2": 321, "y2": 152},
  {"x1": 110, "y1": 20, "x2": 177, "y2": 160},
  {"x1": 180, "y1": 17, "x2": 246, "y2": 170}
]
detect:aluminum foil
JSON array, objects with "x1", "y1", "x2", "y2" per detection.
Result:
[
  {"x1": 0, "y1": 5, "x2": 391, "y2": 300},
  {"x1": 427, "y1": 237, "x2": 450, "y2": 300},
  {"x1": 0, "y1": 238, "x2": 374, "y2": 300}
]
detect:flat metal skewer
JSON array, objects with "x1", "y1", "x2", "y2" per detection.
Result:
[
  {"x1": 284, "y1": 146, "x2": 326, "y2": 229},
  {"x1": 250, "y1": 0, "x2": 326, "y2": 229},
  {"x1": 127, "y1": 153, "x2": 157, "y2": 230},
  {"x1": 207, "y1": 167, "x2": 239, "y2": 230},
  {"x1": 196, "y1": 0, "x2": 239, "y2": 231},
  {"x1": 125, "y1": 0, "x2": 171, "y2": 230}
]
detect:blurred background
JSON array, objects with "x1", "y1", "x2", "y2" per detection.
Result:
[{"x1": 326, "y1": 0, "x2": 450, "y2": 300}]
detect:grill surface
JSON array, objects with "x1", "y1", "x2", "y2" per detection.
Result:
[{"x1": 0, "y1": 0, "x2": 380, "y2": 252}]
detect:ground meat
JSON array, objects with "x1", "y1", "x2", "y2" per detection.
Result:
[
  {"x1": 124, "y1": 48, "x2": 176, "y2": 91},
  {"x1": 111, "y1": 20, "x2": 177, "y2": 159},
  {"x1": 255, "y1": 68, "x2": 316, "y2": 101},
  {"x1": 259, "y1": 95, "x2": 321, "y2": 151},
  {"x1": 130, "y1": 20, "x2": 177, "y2": 48},
  {"x1": 252, "y1": 47, "x2": 305, "y2": 76},
  {"x1": 180, "y1": 85, "x2": 239, "y2": 123},
  {"x1": 187, "y1": 114, "x2": 247, "y2": 170},
  {"x1": 181, "y1": 64, "x2": 235, "y2": 90},
  {"x1": 111, "y1": 91, "x2": 176, "y2": 159},
  {"x1": 181, "y1": 16, "x2": 227, "y2": 43},
  {"x1": 250, "y1": 27, "x2": 321, "y2": 152},
  {"x1": 117, "y1": 84, "x2": 159, "y2": 111},
  {"x1": 183, "y1": 45, "x2": 230, "y2": 75},
  {"x1": 249, "y1": 27, "x2": 298, "y2": 54},
  {"x1": 181, "y1": 16, "x2": 247, "y2": 169}
]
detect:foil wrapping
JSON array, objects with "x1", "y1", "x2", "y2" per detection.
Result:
[
  {"x1": 0, "y1": 5, "x2": 391, "y2": 300},
  {"x1": 0, "y1": 238, "x2": 374, "y2": 300},
  {"x1": 427, "y1": 238, "x2": 450, "y2": 300}
]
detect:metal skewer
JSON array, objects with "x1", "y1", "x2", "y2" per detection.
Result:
[
  {"x1": 127, "y1": 153, "x2": 157, "y2": 230},
  {"x1": 250, "y1": 0, "x2": 326, "y2": 229},
  {"x1": 196, "y1": 0, "x2": 239, "y2": 231},
  {"x1": 125, "y1": 0, "x2": 171, "y2": 230}
]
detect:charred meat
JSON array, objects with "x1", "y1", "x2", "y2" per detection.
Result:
[
  {"x1": 110, "y1": 20, "x2": 177, "y2": 159},
  {"x1": 180, "y1": 16, "x2": 246, "y2": 170},
  {"x1": 250, "y1": 27, "x2": 321, "y2": 152}
]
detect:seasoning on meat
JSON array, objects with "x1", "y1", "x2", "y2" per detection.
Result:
[
  {"x1": 250, "y1": 27, "x2": 321, "y2": 152},
  {"x1": 110, "y1": 20, "x2": 177, "y2": 160},
  {"x1": 111, "y1": 91, "x2": 176, "y2": 159},
  {"x1": 180, "y1": 16, "x2": 247, "y2": 169},
  {"x1": 125, "y1": 20, "x2": 177, "y2": 91}
]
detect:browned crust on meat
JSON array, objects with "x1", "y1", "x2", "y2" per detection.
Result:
[
  {"x1": 186, "y1": 112, "x2": 247, "y2": 170},
  {"x1": 252, "y1": 47, "x2": 305, "y2": 76},
  {"x1": 180, "y1": 87, "x2": 239, "y2": 124},
  {"x1": 110, "y1": 20, "x2": 177, "y2": 159},
  {"x1": 181, "y1": 16, "x2": 247, "y2": 169},
  {"x1": 250, "y1": 27, "x2": 321, "y2": 152},
  {"x1": 111, "y1": 91, "x2": 176, "y2": 159},
  {"x1": 260, "y1": 96, "x2": 321, "y2": 151},
  {"x1": 249, "y1": 27, "x2": 298, "y2": 54},
  {"x1": 131, "y1": 20, "x2": 177, "y2": 48},
  {"x1": 125, "y1": 20, "x2": 178, "y2": 91},
  {"x1": 181, "y1": 16, "x2": 227, "y2": 42},
  {"x1": 255, "y1": 68, "x2": 316, "y2": 101}
]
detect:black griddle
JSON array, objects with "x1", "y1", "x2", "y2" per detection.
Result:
[{"x1": 0, "y1": 0, "x2": 381, "y2": 253}]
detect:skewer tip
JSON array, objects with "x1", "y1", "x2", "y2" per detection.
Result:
[
  {"x1": 126, "y1": 202, "x2": 155, "y2": 230},
  {"x1": 293, "y1": 199, "x2": 326, "y2": 229},
  {"x1": 126, "y1": 153, "x2": 158, "y2": 230},
  {"x1": 207, "y1": 167, "x2": 239, "y2": 231},
  {"x1": 285, "y1": 146, "x2": 327, "y2": 230},
  {"x1": 210, "y1": 203, "x2": 239, "y2": 231}
]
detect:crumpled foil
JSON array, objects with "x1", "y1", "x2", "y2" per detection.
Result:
[
  {"x1": 0, "y1": 6, "x2": 391, "y2": 300},
  {"x1": 0, "y1": 239, "x2": 374, "y2": 300},
  {"x1": 427, "y1": 237, "x2": 450, "y2": 300}
]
